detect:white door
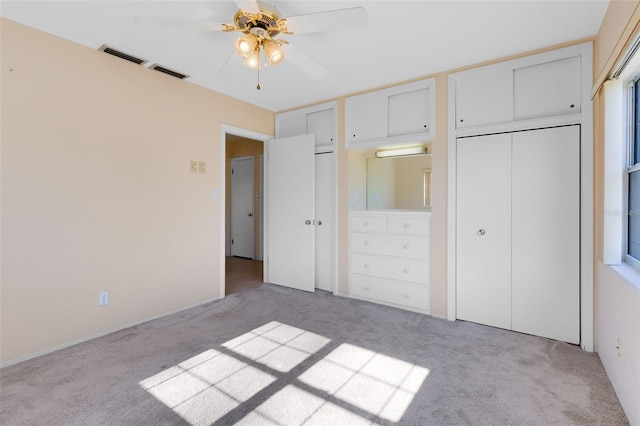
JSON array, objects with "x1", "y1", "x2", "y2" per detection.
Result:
[
  {"x1": 266, "y1": 134, "x2": 315, "y2": 291},
  {"x1": 315, "y1": 152, "x2": 333, "y2": 291},
  {"x1": 511, "y1": 126, "x2": 580, "y2": 343},
  {"x1": 456, "y1": 133, "x2": 512, "y2": 330},
  {"x1": 231, "y1": 157, "x2": 254, "y2": 258}
]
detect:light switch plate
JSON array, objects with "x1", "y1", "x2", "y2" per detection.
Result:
[
  {"x1": 198, "y1": 161, "x2": 206, "y2": 173},
  {"x1": 190, "y1": 160, "x2": 198, "y2": 173}
]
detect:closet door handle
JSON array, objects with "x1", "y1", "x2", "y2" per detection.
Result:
[
  {"x1": 478, "y1": 229, "x2": 486, "y2": 236},
  {"x1": 305, "y1": 220, "x2": 312, "y2": 225}
]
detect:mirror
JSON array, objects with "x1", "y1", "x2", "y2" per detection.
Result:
[{"x1": 366, "y1": 155, "x2": 431, "y2": 210}]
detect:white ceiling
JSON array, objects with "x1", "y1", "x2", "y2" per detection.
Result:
[{"x1": 1, "y1": 0, "x2": 609, "y2": 112}]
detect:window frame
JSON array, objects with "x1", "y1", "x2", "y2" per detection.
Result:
[{"x1": 624, "y1": 77, "x2": 640, "y2": 269}]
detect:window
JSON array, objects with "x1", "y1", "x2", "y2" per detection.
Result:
[
  {"x1": 628, "y1": 80, "x2": 640, "y2": 263},
  {"x1": 423, "y1": 168, "x2": 432, "y2": 207}
]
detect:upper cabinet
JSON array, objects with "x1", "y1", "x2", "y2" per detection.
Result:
[
  {"x1": 451, "y1": 45, "x2": 587, "y2": 131},
  {"x1": 455, "y1": 69, "x2": 513, "y2": 128},
  {"x1": 514, "y1": 56, "x2": 581, "y2": 120},
  {"x1": 276, "y1": 101, "x2": 337, "y2": 153},
  {"x1": 345, "y1": 78, "x2": 436, "y2": 149}
]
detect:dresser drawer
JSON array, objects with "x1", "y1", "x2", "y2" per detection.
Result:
[
  {"x1": 351, "y1": 253, "x2": 429, "y2": 284},
  {"x1": 350, "y1": 274, "x2": 429, "y2": 311},
  {"x1": 387, "y1": 217, "x2": 431, "y2": 235},
  {"x1": 350, "y1": 232, "x2": 429, "y2": 259},
  {"x1": 351, "y1": 216, "x2": 387, "y2": 233}
]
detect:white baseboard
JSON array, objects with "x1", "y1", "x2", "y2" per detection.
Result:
[{"x1": 0, "y1": 296, "x2": 223, "y2": 369}]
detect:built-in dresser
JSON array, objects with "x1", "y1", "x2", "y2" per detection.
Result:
[{"x1": 349, "y1": 210, "x2": 431, "y2": 314}]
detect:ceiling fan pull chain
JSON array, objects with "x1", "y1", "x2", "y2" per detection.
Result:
[{"x1": 256, "y1": 55, "x2": 261, "y2": 90}]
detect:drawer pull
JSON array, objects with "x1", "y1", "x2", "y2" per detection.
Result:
[
  {"x1": 364, "y1": 286, "x2": 370, "y2": 291},
  {"x1": 403, "y1": 268, "x2": 410, "y2": 274},
  {"x1": 363, "y1": 221, "x2": 368, "y2": 227},
  {"x1": 403, "y1": 223, "x2": 410, "y2": 229},
  {"x1": 403, "y1": 293, "x2": 410, "y2": 299},
  {"x1": 364, "y1": 263, "x2": 370, "y2": 269},
  {"x1": 403, "y1": 244, "x2": 410, "y2": 249},
  {"x1": 364, "y1": 241, "x2": 370, "y2": 246}
]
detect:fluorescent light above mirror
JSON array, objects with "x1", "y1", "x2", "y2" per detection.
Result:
[{"x1": 375, "y1": 147, "x2": 429, "y2": 158}]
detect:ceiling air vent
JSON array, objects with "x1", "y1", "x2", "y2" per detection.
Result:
[
  {"x1": 149, "y1": 64, "x2": 190, "y2": 80},
  {"x1": 98, "y1": 44, "x2": 147, "y2": 65}
]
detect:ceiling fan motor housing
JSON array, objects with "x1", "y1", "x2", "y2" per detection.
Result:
[{"x1": 234, "y1": 2, "x2": 283, "y2": 38}]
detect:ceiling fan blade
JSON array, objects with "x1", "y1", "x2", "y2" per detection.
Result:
[
  {"x1": 234, "y1": 0, "x2": 260, "y2": 14},
  {"x1": 282, "y1": 44, "x2": 328, "y2": 80},
  {"x1": 283, "y1": 7, "x2": 367, "y2": 34},
  {"x1": 134, "y1": 16, "x2": 230, "y2": 31}
]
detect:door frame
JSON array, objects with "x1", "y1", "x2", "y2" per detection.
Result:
[
  {"x1": 446, "y1": 42, "x2": 594, "y2": 351},
  {"x1": 230, "y1": 155, "x2": 255, "y2": 259},
  {"x1": 220, "y1": 125, "x2": 272, "y2": 298}
]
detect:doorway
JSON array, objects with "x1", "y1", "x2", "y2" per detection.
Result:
[{"x1": 224, "y1": 130, "x2": 268, "y2": 296}]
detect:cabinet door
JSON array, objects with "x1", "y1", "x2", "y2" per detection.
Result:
[
  {"x1": 388, "y1": 87, "x2": 431, "y2": 137},
  {"x1": 345, "y1": 91, "x2": 388, "y2": 143},
  {"x1": 278, "y1": 113, "x2": 306, "y2": 139},
  {"x1": 455, "y1": 69, "x2": 513, "y2": 128},
  {"x1": 456, "y1": 133, "x2": 512, "y2": 330},
  {"x1": 514, "y1": 56, "x2": 581, "y2": 120},
  {"x1": 511, "y1": 126, "x2": 580, "y2": 344},
  {"x1": 307, "y1": 109, "x2": 334, "y2": 148}
]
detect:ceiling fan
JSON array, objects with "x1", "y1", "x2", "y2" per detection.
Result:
[{"x1": 138, "y1": 0, "x2": 367, "y2": 89}]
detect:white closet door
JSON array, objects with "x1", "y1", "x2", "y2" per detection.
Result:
[
  {"x1": 266, "y1": 135, "x2": 315, "y2": 292},
  {"x1": 456, "y1": 133, "x2": 512, "y2": 330},
  {"x1": 512, "y1": 126, "x2": 580, "y2": 344},
  {"x1": 230, "y1": 157, "x2": 255, "y2": 259},
  {"x1": 315, "y1": 153, "x2": 333, "y2": 291}
]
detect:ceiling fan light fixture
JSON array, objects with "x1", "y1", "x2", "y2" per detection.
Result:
[
  {"x1": 234, "y1": 34, "x2": 258, "y2": 56},
  {"x1": 263, "y1": 40, "x2": 285, "y2": 65},
  {"x1": 243, "y1": 49, "x2": 261, "y2": 69}
]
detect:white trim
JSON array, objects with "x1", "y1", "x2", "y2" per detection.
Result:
[
  {"x1": 0, "y1": 296, "x2": 223, "y2": 369},
  {"x1": 603, "y1": 79, "x2": 624, "y2": 265},
  {"x1": 220, "y1": 125, "x2": 273, "y2": 298},
  {"x1": 446, "y1": 42, "x2": 594, "y2": 350}
]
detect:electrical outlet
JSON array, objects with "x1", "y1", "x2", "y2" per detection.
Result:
[
  {"x1": 616, "y1": 338, "x2": 623, "y2": 357},
  {"x1": 198, "y1": 161, "x2": 206, "y2": 173},
  {"x1": 190, "y1": 160, "x2": 198, "y2": 173},
  {"x1": 99, "y1": 291, "x2": 109, "y2": 306}
]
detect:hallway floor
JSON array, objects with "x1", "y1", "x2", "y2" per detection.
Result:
[{"x1": 225, "y1": 256, "x2": 263, "y2": 295}]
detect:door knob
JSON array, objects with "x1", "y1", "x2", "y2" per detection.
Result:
[
  {"x1": 248, "y1": 213, "x2": 253, "y2": 217},
  {"x1": 318, "y1": 221, "x2": 322, "y2": 226},
  {"x1": 478, "y1": 229, "x2": 486, "y2": 236},
  {"x1": 305, "y1": 220, "x2": 312, "y2": 225}
]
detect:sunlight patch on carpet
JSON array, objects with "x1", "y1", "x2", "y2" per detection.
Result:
[{"x1": 140, "y1": 321, "x2": 429, "y2": 425}]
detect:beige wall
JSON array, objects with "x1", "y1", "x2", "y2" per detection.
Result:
[
  {"x1": 592, "y1": 2, "x2": 640, "y2": 423},
  {"x1": 0, "y1": 18, "x2": 274, "y2": 364},
  {"x1": 225, "y1": 135, "x2": 264, "y2": 259}
]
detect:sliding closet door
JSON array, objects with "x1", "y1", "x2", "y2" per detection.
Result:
[
  {"x1": 511, "y1": 126, "x2": 580, "y2": 344},
  {"x1": 456, "y1": 133, "x2": 512, "y2": 330}
]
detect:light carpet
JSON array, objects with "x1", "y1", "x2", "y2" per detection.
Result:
[{"x1": 0, "y1": 284, "x2": 628, "y2": 425}]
